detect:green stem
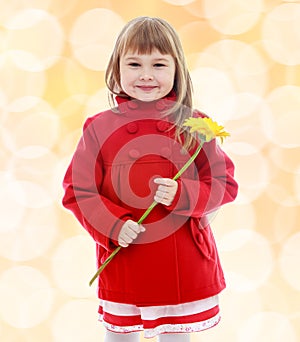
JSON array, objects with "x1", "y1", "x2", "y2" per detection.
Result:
[
  {"x1": 89, "y1": 246, "x2": 121, "y2": 287},
  {"x1": 89, "y1": 141, "x2": 204, "y2": 286}
]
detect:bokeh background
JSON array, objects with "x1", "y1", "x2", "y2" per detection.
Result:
[{"x1": 1, "y1": 0, "x2": 300, "y2": 341}]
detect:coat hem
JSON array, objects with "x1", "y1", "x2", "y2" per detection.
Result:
[{"x1": 98, "y1": 280, "x2": 226, "y2": 307}]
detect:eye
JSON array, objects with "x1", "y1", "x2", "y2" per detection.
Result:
[
  {"x1": 128, "y1": 62, "x2": 140, "y2": 67},
  {"x1": 154, "y1": 63, "x2": 166, "y2": 67}
]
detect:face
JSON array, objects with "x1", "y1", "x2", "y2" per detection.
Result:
[{"x1": 119, "y1": 49, "x2": 176, "y2": 102}]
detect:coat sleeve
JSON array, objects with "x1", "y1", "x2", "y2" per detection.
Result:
[
  {"x1": 167, "y1": 138, "x2": 238, "y2": 219},
  {"x1": 62, "y1": 117, "x2": 133, "y2": 251}
]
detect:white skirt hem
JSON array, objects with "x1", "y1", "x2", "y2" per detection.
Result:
[{"x1": 100, "y1": 313, "x2": 221, "y2": 338}]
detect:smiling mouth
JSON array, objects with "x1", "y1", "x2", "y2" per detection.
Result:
[{"x1": 137, "y1": 86, "x2": 157, "y2": 91}]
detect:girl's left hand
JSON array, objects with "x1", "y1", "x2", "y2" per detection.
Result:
[{"x1": 154, "y1": 178, "x2": 178, "y2": 206}]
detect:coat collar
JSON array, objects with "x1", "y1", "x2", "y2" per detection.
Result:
[{"x1": 115, "y1": 90, "x2": 177, "y2": 117}]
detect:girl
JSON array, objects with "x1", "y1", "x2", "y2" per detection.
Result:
[{"x1": 62, "y1": 17, "x2": 238, "y2": 341}]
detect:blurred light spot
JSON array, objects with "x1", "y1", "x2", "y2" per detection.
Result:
[
  {"x1": 5, "y1": 9, "x2": 64, "y2": 71},
  {"x1": 269, "y1": 146, "x2": 300, "y2": 174},
  {"x1": 52, "y1": 236, "x2": 96, "y2": 297},
  {"x1": 1, "y1": 96, "x2": 59, "y2": 157},
  {"x1": 262, "y1": 3, "x2": 300, "y2": 65},
  {"x1": 70, "y1": 9, "x2": 124, "y2": 71},
  {"x1": 214, "y1": 202, "x2": 256, "y2": 237},
  {"x1": 220, "y1": 229, "x2": 273, "y2": 292},
  {"x1": 7, "y1": 180, "x2": 53, "y2": 208},
  {"x1": 0, "y1": 53, "x2": 46, "y2": 102},
  {"x1": 46, "y1": 0, "x2": 79, "y2": 18},
  {"x1": 259, "y1": 283, "x2": 291, "y2": 313},
  {"x1": 273, "y1": 205, "x2": 298, "y2": 243},
  {"x1": 178, "y1": 21, "x2": 220, "y2": 53},
  {"x1": 295, "y1": 172, "x2": 300, "y2": 203},
  {"x1": 85, "y1": 88, "x2": 110, "y2": 117},
  {"x1": 0, "y1": 266, "x2": 54, "y2": 328},
  {"x1": 203, "y1": 0, "x2": 263, "y2": 35},
  {"x1": 261, "y1": 86, "x2": 300, "y2": 148},
  {"x1": 196, "y1": 40, "x2": 269, "y2": 96},
  {"x1": 184, "y1": 0, "x2": 206, "y2": 18},
  {"x1": 0, "y1": 205, "x2": 57, "y2": 261},
  {"x1": 237, "y1": 312, "x2": 297, "y2": 342},
  {"x1": 266, "y1": 176, "x2": 300, "y2": 207},
  {"x1": 8, "y1": 149, "x2": 61, "y2": 204},
  {"x1": 0, "y1": 0, "x2": 52, "y2": 27},
  {"x1": 58, "y1": 94, "x2": 87, "y2": 121},
  {"x1": 0, "y1": 173, "x2": 25, "y2": 233},
  {"x1": 225, "y1": 143, "x2": 270, "y2": 204},
  {"x1": 279, "y1": 233, "x2": 300, "y2": 291},
  {"x1": 51, "y1": 299, "x2": 105, "y2": 342},
  {"x1": 63, "y1": 58, "x2": 88, "y2": 95},
  {"x1": 163, "y1": 0, "x2": 195, "y2": 6},
  {"x1": 191, "y1": 67, "x2": 235, "y2": 121},
  {"x1": 221, "y1": 289, "x2": 263, "y2": 328},
  {"x1": 59, "y1": 129, "x2": 82, "y2": 156},
  {"x1": 224, "y1": 93, "x2": 269, "y2": 150}
]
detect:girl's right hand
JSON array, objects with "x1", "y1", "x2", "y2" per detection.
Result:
[{"x1": 118, "y1": 220, "x2": 146, "y2": 247}]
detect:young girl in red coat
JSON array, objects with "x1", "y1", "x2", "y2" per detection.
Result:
[{"x1": 62, "y1": 16, "x2": 238, "y2": 342}]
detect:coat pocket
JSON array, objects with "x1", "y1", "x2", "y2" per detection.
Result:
[{"x1": 189, "y1": 218, "x2": 216, "y2": 261}]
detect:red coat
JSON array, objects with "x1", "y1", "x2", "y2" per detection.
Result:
[{"x1": 62, "y1": 94, "x2": 238, "y2": 306}]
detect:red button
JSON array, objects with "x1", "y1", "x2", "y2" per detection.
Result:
[
  {"x1": 156, "y1": 100, "x2": 167, "y2": 111},
  {"x1": 126, "y1": 123, "x2": 138, "y2": 133},
  {"x1": 127, "y1": 100, "x2": 139, "y2": 109},
  {"x1": 156, "y1": 121, "x2": 169, "y2": 132}
]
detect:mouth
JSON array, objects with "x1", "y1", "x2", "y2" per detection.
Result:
[{"x1": 136, "y1": 85, "x2": 157, "y2": 92}]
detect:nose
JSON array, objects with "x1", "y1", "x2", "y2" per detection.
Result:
[{"x1": 139, "y1": 70, "x2": 154, "y2": 81}]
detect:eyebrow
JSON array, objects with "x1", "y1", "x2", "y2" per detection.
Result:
[{"x1": 124, "y1": 56, "x2": 170, "y2": 62}]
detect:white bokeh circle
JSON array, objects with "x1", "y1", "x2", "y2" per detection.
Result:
[
  {"x1": 1, "y1": 96, "x2": 60, "y2": 158},
  {"x1": 0, "y1": 266, "x2": 54, "y2": 328},
  {"x1": 51, "y1": 299, "x2": 104, "y2": 342},
  {"x1": 162, "y1": 0, "x2": 195, "y2": 5},
  {"x1": 220, "y1": 229, "x2": 274, "y2": 292},
  {"x1": 279, "y1": 232, "x2": 300, "y2": 291},
  {"x1": 225, "y1": 142, "x2": 270, "y2": 204},
  {"x1": 0, "y1": 52, "x2": 46, "y2": 103},
  {"x1": 191, "y1": 67, "x2": 235, "y2": 122},
  {"x1": 261, "y1": 86, "x2": 300, "y2": 148},
  {"x1": 195, "y1": 39, "x2": 269, "y2": 97},
  {"x1": 203, "y1": 0, "x2": 263, "y2": 35},
  {"x1": 5, "y1": 9, "x2": 64, "y2": 71},
  {"x1": 0, "y1": 172, "x2": 26, "y2": 234},
  {"x1": 0, "y1": 0, "x2": 52, "y2": 27},
  {"x1": 262, "y1": 3, "x2": 300, "y2": 65},
  {"x1": 0, "y1": 204, "x2": 57, "y2": 261},
  {"x1": 237, "y1": 312, "x2": 297, "y2": 342},
  {"x1": 69, "y1": 8, "x2": 125, "y2": 71},
  {"x1": 52, "y1": 235, "x2": 96, "y2": 297},
  {"x1": 224, "y1": 93, "x2": 270, "y2": 151}
]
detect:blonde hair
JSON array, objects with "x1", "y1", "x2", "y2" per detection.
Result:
[{"x1": 105, "y1": 16, "x2": 194, "y2": 149}]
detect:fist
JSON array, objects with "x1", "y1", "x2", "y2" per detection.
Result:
[
  {"x1": 154, "y1": 178, "x2": 178, "y2": 206},
  {"x1": 118, "y1": 220, "x2": 146, "y2": 247}
]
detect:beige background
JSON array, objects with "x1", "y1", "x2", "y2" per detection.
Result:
[{"x1": 1, "y1": 0, "x2": 300, "y2": 341}]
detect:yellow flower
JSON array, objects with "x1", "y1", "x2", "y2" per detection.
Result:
[{"x1": 183, "y1": 117, "x2": 230, "y2": 143}]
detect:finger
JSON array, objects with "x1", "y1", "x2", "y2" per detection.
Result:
[
  {"x1": 118, "y1": 238, "x2": 129, "y2": 248},
  {"x1": 128, "y1": 221, "x2": 142, "y2": 233},
  {"x1": 125, "y1": 229, "x2": 138, "y2": 240},
  {"x1": 157, "y1": 185, "x2": 170, "y2": 192},
  {"x1": 156, "y1": 190, "x2": 168, "y2": 199},
  {"x1": 156, "y1": 197, "x2": 171, "y2": 206},
  {"x1": 154, "y1": 178, "x2": 174, "y2": 186},
  {"x1": 154, "y1": 195, "x2": 170, "y2": 205}
]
